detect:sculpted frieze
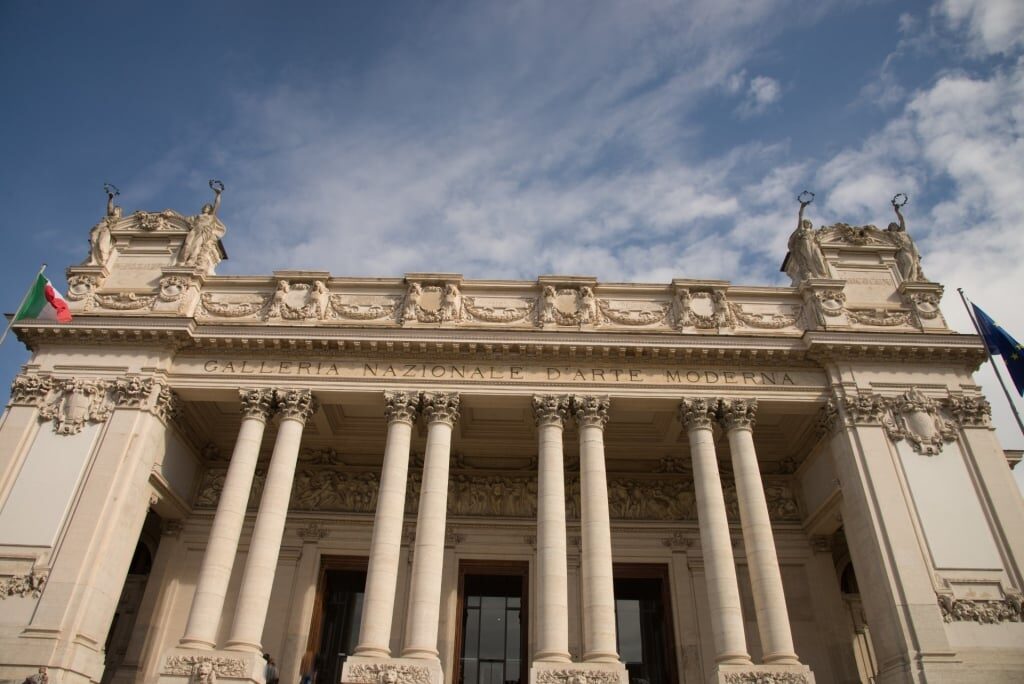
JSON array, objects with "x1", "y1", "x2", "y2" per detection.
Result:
[
  {"x1": 93, "y1": 291, "x2": 157, "y2": 311},
  {"x1": 729, "y1": 302, "x2": 803, "y2": 329},
  {"x1": 330, "y1": 294, "x2": 402, "y2": 321},
  {"x1": 0, "y1": 570, "x2": 48, "y2": 599},
  {"x1": 345, "y1": 663, "x2": 431, "y2": 684},
  {"x1": 163, "y1": 655, "x2": 247, "y2": 679},
  {"x1": 199, "y1": 292, "x2": 269, "y2": 318},
  {"x1": 597, "y1": 299, "x2": 670, "y2": 326},
  {"x1": 462, "y1": 295, "x2": 535, "y2": 324},
  {"x1": 535, "y1": 670, "x2": 621, "y2": 684},
  {"x1": 845, "y1": 308, "x2": 912, "y2": 327},
  {"x1": 723, "y1": 673, "x2": 809, "y2": 684},
  {"x1": 938, "y1": 592, "x2": 1023, "y2": 624}
]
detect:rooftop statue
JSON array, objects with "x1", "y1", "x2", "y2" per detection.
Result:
[
  {"x1": 787, "y1": 191, "x2": 828, "y2": 280},
  {"x1": 887, "y1": 193, "x2": 926, "y2": 282},
  {"x1": 87, "y1": 183, "x2": 120, "y2": 267},
  {"x1": 179, "y1": 180, "x2": 226, "y2": 269}
]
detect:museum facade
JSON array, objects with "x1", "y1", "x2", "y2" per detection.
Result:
[{"x1": 0, "y1": 191, "x2": 1022, "y2": 684}]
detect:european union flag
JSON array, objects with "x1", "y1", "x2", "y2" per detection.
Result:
[{"x1": 972, "y1": 304, "x2": 1024, "y2": 396}]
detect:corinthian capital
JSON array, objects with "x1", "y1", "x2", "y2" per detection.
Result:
[
  {"x1": 239, "y1": 388, "x2": 275, "y2": 421},
  {"x1": 572, "y1": 395, "x2": 609, "y2": 429},
  {"x1": 947, "y1": 394, "x2": 992, "y2": 428},
  {"x1": 678, "y1": 398, "x2": 717, "y2": 430},
  {"x1": 9, "y1": 374, "x2": 53, "y2": 407},
  {"x1": 718, "y1": 398, "x2": 757, "y2": 431},
  {"x1": 532, "y1": 394, "x2": 570, "y2": 427},
  {"x1": 274, "y1": 389, "x2": 319, "y2": 423},
  {"x1": 422, "y1": 391, "x2": 460, "y2": 426},
  {"x1": 384, "y1": 390, "x2": 421, "y2": 425}
]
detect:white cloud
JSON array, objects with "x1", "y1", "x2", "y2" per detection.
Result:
[
  {"x1": 937, "y1": 0, "x2": 1024, "y2": 56},
  {"x1": 736, "y1": 76, "x2": 782, "y2": 117}
]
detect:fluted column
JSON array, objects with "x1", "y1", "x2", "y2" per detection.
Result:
[
  {"x1": 226, "y1": 389, "x2": 318, "y2": 653},
  {"x1": 402, "y1": 392, "x2": 460, "y2": 660},
  {"x1": 532, "y1": 395, "x2": 572, "y2": 663},
  {"x1": 573, "y1": 395, "x2": 619, "y2": 663},
  {"x1": 354, "y1": 390, "x2": 421, "y2": 658},
  {"x1": 180, "y1": 389, "x2": 274, "y2": 648},
  {"x1": 679, "y1": 399, "x2": 750, "y2": 665},
  {"x1": 719, "y1": 399, "x2": 799, "y2": 665}
]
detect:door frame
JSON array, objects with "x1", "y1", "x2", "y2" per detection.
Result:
[
  {"x1": 302, "y1": 555, "x2": 368, "y2": 679},
  {"x1": 452, "y1": 560, "x2": 530, "y2": 684},
  {"x1": 612, "y1": 562, "x2": 680, "y2": 684}
]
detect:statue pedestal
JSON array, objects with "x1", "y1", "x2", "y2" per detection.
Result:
[
  {"x1": 341, "y1": 655, "x2": 444, "y2": 684},
  {"x1": 529, "y1": 660, "x2": 628, "y2": 684},
  {"x1": 155, "y1": 648, "x2": 267, "y2": 684},
  {"x1": 710, "y1": 663, "x2": 815, "y2": 684}
]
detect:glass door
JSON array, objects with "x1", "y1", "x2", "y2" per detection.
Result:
[
  {"x1": 457, "y1": 566, "x2": 528, "y2": 684},
  {"x1": 310, "y1": 566, "x2": 366, "y2": 684}
]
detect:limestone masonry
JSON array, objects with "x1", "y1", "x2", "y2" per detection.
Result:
[{"x1": 0, "y1": 188, "x2": 1022, "y2": 684}]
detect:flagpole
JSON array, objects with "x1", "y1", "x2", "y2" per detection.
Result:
[
  {"x1": 957, "y1": 287, "x2": 1024, "y2": 437},
  {"x1": 0, "y1": 264, "x2": 47, "y2": 347}
]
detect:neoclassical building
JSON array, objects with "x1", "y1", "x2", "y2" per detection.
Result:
[{"x1": 0, "y1": 189, "x2": 1022, "y2": 684}]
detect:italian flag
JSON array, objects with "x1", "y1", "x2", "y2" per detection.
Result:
[{"x1": 15, "y1": 274, "x2": 72, "y2": 323}]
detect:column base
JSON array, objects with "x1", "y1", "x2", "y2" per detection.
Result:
[
  {"x1": 156, "y1": 647, "x2": 267, "y2": 684},
  {"x1": 341, "y1": 655, "x2": 444, "y2": 684},
  {"x1": 530, "y1": 660, "x2": 628, "y2": 684},
  {"x1": 710, "y1": 662, "x2": 815, "y2": 684}
]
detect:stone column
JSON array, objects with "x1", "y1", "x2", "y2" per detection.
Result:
[
  {"x1": 226, "y1": 389, "x2": 318, "y2": 653},
  {"x1": 719, "y1": 399, "x2": 799, "y2": 665},
  {"x1": 679, "y1": 399, "x2": 750, "y2": 665},
  {"x1": 354, "y1": 390, "x2": 421, "y2": 658},
  {"x1": 180, "y1": 388, "x2": 274, "y2": 649},
  {"x1": 573, "y1": 395, "x2": 619, "y2": 663},
  {"x1": 401, "y1": 392, "x2": 460, "y2": 660},
  {"x1": 532, "y1": 394, "x2": 572, "y2": 663}
]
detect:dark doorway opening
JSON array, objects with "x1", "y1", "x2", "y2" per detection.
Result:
[
  {"x1": 455, "y1": 562, "x2": 528, "y2": 684},
  {"x1": 305, "y1": 558, "x2": 367, "y2": 684},
  {"x1": 614, "y1": 565, "x2": 678, "y2": 684}
]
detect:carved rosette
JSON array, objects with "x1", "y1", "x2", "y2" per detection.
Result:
[
  {"x1": 345, "y1": 663, "x2": 432, "y2": 684},
  {"x1": 938, "y1": 592, "x2": 1023, "y2": 624},
  {"x1": 533, "y1": 394, "x2": 571, "y2": 427},
  {"x1": 0, "y1": 570, "x2": 48, "y2": 599},
  {"x1": 718, "y1": 398, "x2": 757, "y2": 431},
  {"x1": 678, "y1": 398, "x2": 717, "y2": 430},
  {"x1": 422, "y1": 391, "x2": 461, "y2": 426},
  {"x1": 274, "y1": 389, "x2": 319, "y2": 423},
  {"x1": 572, "y1": 395, "x2": 609, "y2": 430},
  {"x1": 384, "y1": 390, "x2": 421, "y2": 425},
  {"x1": 238, "y1": 388, "x2": 275, "y2": 422},
  {"x1": 947, "y1": 395, "x2": 992, "y2": 428},
  {"x1": 883, "y1": 388, "x2": 957, "y2": 455}
]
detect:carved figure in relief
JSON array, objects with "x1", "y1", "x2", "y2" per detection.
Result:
[
  {"x1": 674, "y1": 288, "x2": 692, "y2": 328},
  {"x1": 268, "y1": 280, "x2": 290, "y2": 318},
  {"x1": 190, "y1": 660, "x2": 217, "y2": 684},
  {"x1": 312, "y1": 281, "x2": 330, "y2": 320},
  {"x1": 441, "y1": 283, "x2": 461, "y2": 322},
  {"x1": 787, "y1": 191, "x2": 828, "y2": 279},
  {"x1": 578, "y1": 286, "x2": 598, "y2": 325},
  {"x1": 887, "y1": 193, "x2": 925, "y2": 282},
  {"x1": 712, "y1": 290, "x2": 733, "y2": 327},
  {"x1": 180, "y1": 180, "x2": 225, "y2": 267},
  {"x1": 540, "y1": 285, "x2": 557, "y2": 325},
  {"x1": 402, "y1": 282, "x2": 422, "y2": 322}
]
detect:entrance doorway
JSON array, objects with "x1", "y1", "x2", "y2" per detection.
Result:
[
  {"x1": 614, "y1": 565, "x2": 678, "y2": 684},
  {"x1": 305, "y1": 558, "x2": 367, "y2": 684},
  {"x1": 455, "y1": 562, "x2": 528, "y2": 684}
]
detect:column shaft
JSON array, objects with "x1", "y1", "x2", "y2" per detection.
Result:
[
  {"x1": 574, "y1": 395, "x2": 619, "y2": 663},
  {"x1": 402, "y1": 392, "x2": 460, "y2": 660},
  {"x1": 226, "y1": 389, "x2": 317, "y2": 653},
  {"x1": 533, "y1": 395, "x2": 571, "y2": 663},
  {"x1": 355, "y1": 391, "x2": 419, "y2": 658},
  {"x1": 721, "y1": 399, "x2": 798, "y2": 665},
  {"x1": 680, "y1": 399, "x2": 750, "y2": 665},
  {"x1": 181, "y1": 389, "x2": 272, "y2": 649}
]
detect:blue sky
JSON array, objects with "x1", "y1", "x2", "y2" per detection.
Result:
[{"x1": 2, "y1": 1, "x2": 1023, "y2": 478}]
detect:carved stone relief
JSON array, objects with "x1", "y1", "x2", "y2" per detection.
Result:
[
  {"x1": 345, "y1": 663, "x2": 432, "y2": 684},
  {"x1": 37, "y1": 378, "x2": 112, "y2": 435},
  {"x1": 938, "y1": 592, "x2": 1023, "y2": 624},
  {"x1": 674, "y1": 289, "x2": 734, "y2": 329},
  {"x1": 730, "y1": 303, "x2": 802, "y2": 329},
  {"x1": 401, "y1": 282, "x2": 463, "y2": 324},
  {"x1": 163, "y1": 655, "x2": 247, "y2": 679},
  {"x1": 535, "y1": 670, "x2": 621, "y2": 684},
  {"x1": 597, "y1": 299, "x2": 670, "y2": 326},
  {"x1": 538, "y1": 286, "x2": 601, "y2": 327},
  {"x1": 947, "y1": 395, "x2": 992, "y2": 428},
  {"x1": 882, "y1": 388, "x2": 957, "y2": 455},
  {"x1": 723, "y1": 673, "x2": 809, "y2": 684},
  {"x1": 462, "y1": 295, "x2": 535, "y2": 324},
  {"x1": 0, "y1": 570, "x2": 48, "y2": 599}
]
